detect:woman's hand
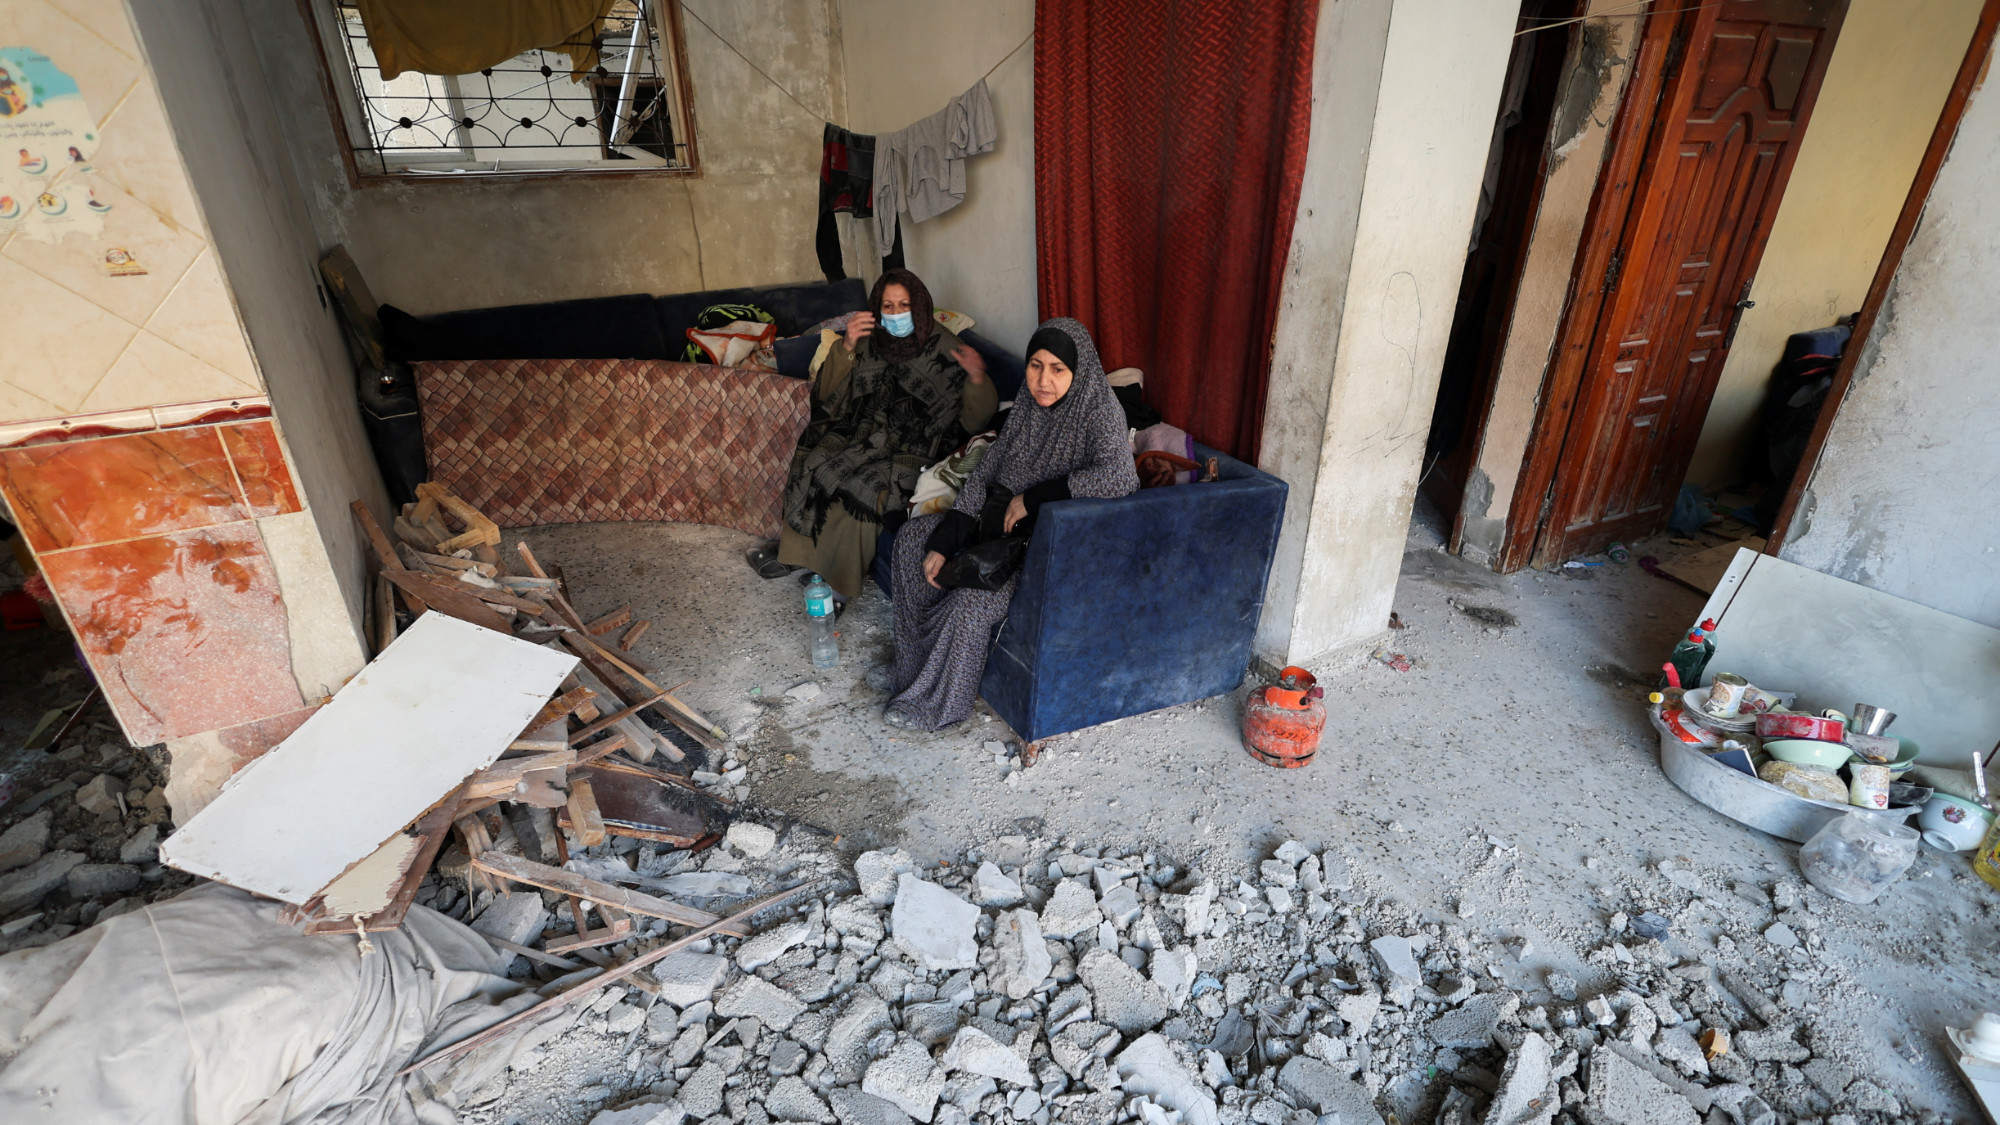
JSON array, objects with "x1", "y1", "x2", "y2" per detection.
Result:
[
  {"x1": 952, "y1": 343, "x2": 988, "y2": 384},
  {"x1": 923, "y1": 550, "x2": 947, "y2": 588},
  {"x1": 1003, "y1": 494, "x2": 1028, "y2": 534},
  {"x1": 844, "y1": 312, "x2": 877, "y2": 350}
]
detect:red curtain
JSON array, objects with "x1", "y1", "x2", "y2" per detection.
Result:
[{"x1": 1034, "y1": 0, "x2": 1319, "y2": 462}]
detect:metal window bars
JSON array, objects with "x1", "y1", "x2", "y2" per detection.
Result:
[{"x1": 325, "y1": 0, "x2": 691, "y2": 175}]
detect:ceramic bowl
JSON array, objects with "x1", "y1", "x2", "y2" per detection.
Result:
[
  {"x1": 1763, "y1": 738, "x2": 1855, "y2": 769},
  {"x1": 1918, "y1": 792, "x2": 1995, "y2": 852},
  {"x1": 1684, "y1": 687, "x2": 1756, "y2": 732}
]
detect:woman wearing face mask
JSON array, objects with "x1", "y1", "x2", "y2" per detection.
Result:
[
  {"x1": 873, "y1": 317, "x2": 1137, "y2": 730},
  {"x1": 761, "y1": 269, "x2": 994, "y2": 601}
]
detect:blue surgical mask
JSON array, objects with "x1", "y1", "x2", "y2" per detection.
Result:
[{"x1": 881, "y1": 311, "x2": 915, "y2": 338}]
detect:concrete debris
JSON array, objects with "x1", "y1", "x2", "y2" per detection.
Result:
[
  {"x1": 1038, "y1": 877, "x2": 1101, "y2": 939},
  {"x1": 971, "y1": 861, "x2": 1021, "y2": 907},
  {"x1": 726, "y1": 821, "x2": 777, "y2": 858},
  {"x1": 118, "y1": 823, "x2": 161, "y2": 865},
  {"x1": 328, "y1": 814, "x2": 1921, "y2": 1125},
  {"x1": 990, "y1": 907, "x2": 1052, "y2": 1000},
  {"x1": 65, "y1": 862, "x2": 138, "y2": 899},
  {"x1": 1114, "y1": 1033, "x2": 1218, "y2": 1125},
  {"x1": 0, "y1": 849, "x2": 84, "y2": 914},
  {"x1": 940, "y1": 1026, "x2": 1034, "y2": 1086},
  {"x1": 861, "y1": 1038, "x2": 947, "y2": 1122},
  {"x1": 651, "y1": 951, "x2": 732, "y2": 1008},
  {"x1": 470, "y1": 890, "x2": 548, "y2": 948},
  {"x1": 0, "y1": 809, "x2": 51, "y2": 873},
  {"x1": 1077, "y1": 947, "x2": 1169, "y2": 1034},
  {"x1": 855, "y1": 849, "x2": 914, "y2": 906},
  {"x1": 1276, "y1": 1056, "x2": 1383, "y2": 1125},
  {"x1": 890, "y1": 874, "x2": 979, "y2": 970},
  {"x1": 74, "y1": 774, "x2": 121, "y2": 818},
  {"x1": 1587, "y1": 1046, "x2": 1699, "y2": 1125},
  {"x1": 658, "y1": 872, "x2": 752, "y2": 899},
  {"x1": 715, "y1": 975, "x2": 807, "y2": 1031},
  {"x1": 587, "y1": 1097, "x2": 687, "y2": 1125},
  {"x1": 785, "y1": 681, "x2": 823, "y2": 703}
]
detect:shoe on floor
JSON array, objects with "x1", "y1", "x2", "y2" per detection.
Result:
[
  {"x1": 882, "y1": 706, "x2": 919, "y2": 730},
  {"x1": 745, "y1": 544, "x2": 794, "y2": 580},
  {"x1": 865, "y1": 662, "x2": 895, "y2": 692}
]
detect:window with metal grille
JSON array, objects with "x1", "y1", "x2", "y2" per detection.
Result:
[{"x1": 309, "y1": 0, "x2": 697, "y2": 178}]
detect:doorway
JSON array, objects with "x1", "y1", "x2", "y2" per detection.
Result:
[
  {"x1": 1421, "y1": 0, "x2": 1580, "y2": 532},
  {"x1": 1507, "y1": 0, "x2": 1851, "y2": 568}
]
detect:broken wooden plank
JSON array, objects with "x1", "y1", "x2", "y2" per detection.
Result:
[
  {"x1": 353, "y1": 500, "x2": 427, "y2": 614},
  {"x1": 416, "y1": 481, "x2": 503, "y2": 552},
  {"x1": 566, "y1": 778, "x2": 607, "y2": 847},
  {"x1": 465, "y1": 749, "x2": 576, "y2": 800},
  {"x1": 543, "y1": 905, "x2": 634, "y2": 954},
  {"x1": 470, "y1": 852, "x2": 742, "y2": 932},
  {"x1": 562, "y1": 655, "x2": 671, "y2": 764},
  {"x1": 528, "y1": 685, "x2": 598, "y2": 730},
  {"x1": 399, "y1": 884, "x2": 815, "y2": 1075},
  {"x1": 384, "y1": 570, "x2": 512, "y2": 633},
  {"x1": 499, "y1": 575, "x2": 563, "y2": 594},
  {"x1": 559, "y1": 633, "x2": 717, "y2": 754},
  {"x1": 454, "y1": 582, "x2": 547, "y2": 617},
  {"x1": 455, "y1": 813, "x2": 503, "y2": 896},
  {"x1": 586, "y1": 605, "x2": 632, "y2": 635},
  {"x1": 570, "y1": 732, "x2": 633, "y2": 769},
  {"x1": 477, "y1": 933, "x2": 583, "y2": 970},
  {"x1": 620, "y1": 619, "x2": 652, "y2": 649},
  {"x1": 412, "y1": 549, "x2": 498, "y2": 576},
  {"x1": 589, "y1": 754, "x2": 729, "y2": 803},
  {"x1": 395, "y1": 542, "x2": 440, "y2": 574},
  {"x1": 566, "y1": 693, "x2": 666, "y2": 745},
  {"x1": 394, "y1": 514, "x2": 444, "y2": 553},
  {"x1": 157, "y1": 614, "x2": 575, "y2": 903},
  {"x1": 372, "y1": 572, "x2": 398, "y2": 656}
]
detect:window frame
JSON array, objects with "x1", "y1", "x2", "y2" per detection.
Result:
[{"x1": 297, "y1": 0, "x2": 702, "y2": 185}]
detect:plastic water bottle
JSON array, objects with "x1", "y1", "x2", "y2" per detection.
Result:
[{"x1": 804, "y1": 574, "x2": 838, "y2": 668}]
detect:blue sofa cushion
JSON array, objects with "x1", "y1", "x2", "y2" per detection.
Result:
[
  {"x1": 873, "y1": 446, "x2": 1287, "y2": 743},
  {"x1": 381, "y1": 293, "x2": 669, "y2": 361}
]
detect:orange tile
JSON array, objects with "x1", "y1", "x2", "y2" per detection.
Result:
[
  {"x1": 218, "y1": 420, "x2": 302, "y2": 517},
  {"x1": 39, "y1": 523, "x2": 305, "y2": 744},
  {"x1": 215, "y1": 704, "x2": 322, "y2": 774},
  {"x1": 0, "y1": 427, "x2": 248, "y2": 552}
]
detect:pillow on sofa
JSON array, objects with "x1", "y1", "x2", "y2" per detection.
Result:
[
  {"x1": 656, "y1": 277, "x2": 866, "y2": 343},
  {"x1": 380, "y1": 293, "x2": 669, "y2": 361}
]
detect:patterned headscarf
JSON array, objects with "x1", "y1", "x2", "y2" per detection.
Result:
[
  {"x1": 869, "y1": 268, "x2": 935, "y2": 363},
  {"x1": 953, "y1": 317, "x2": 1137, "y2": 513}
]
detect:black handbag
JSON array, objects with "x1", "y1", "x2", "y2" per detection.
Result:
[{"x1": 937, "y1": 491, "x2": 1029, "y2": 591}]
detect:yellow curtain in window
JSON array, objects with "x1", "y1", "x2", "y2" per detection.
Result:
[{"x1": 354, "y1": 0, "x2": 621, "y2": 81}]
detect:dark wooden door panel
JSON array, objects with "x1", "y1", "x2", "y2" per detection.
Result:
[{"x1": 1536, "y1": 0, "x2": 1846, "y2": 562}]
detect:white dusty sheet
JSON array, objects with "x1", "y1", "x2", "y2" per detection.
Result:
[
  {"x1": 0, "y1": 883, "x2": 560, "y2": 1125},
  {"x1": 160, "y1": 613, "x2": 576, "y2": 902}
]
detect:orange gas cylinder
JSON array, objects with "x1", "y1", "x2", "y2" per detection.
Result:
[{"x1": 1242, "y1": 665, "x2": 1326, "y2": 768}]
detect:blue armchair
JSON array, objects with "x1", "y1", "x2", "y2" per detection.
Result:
[{"x1": 874, "y1": 443, "x2": 1288, "y2": 745}]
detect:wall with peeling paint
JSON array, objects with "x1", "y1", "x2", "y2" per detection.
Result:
[
  {"x1": 1685, "y1": 0, "x2": 1984, "y2": 491},
  {"x1": 838, "y1": 1, "x2": 1037, "y2": 353},
  {"x1": 1779, "y1": 66, "x2": 2000, "y2": 630},
  {"x1": 1454, "y1": 0, "x2": 1636, "y2": 567},
  {"x1": 246, "y1": 0, "x2": 846, "y2": 315},
  {"x1": 1254, "y1": 0, "x2": 1518, "y2": 666}
]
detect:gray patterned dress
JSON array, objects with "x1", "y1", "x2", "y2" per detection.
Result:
[{"x1": 887, "y1": 318, "x2": 1139, "y2": 730}]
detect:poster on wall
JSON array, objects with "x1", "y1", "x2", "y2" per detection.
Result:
[{"x1": 0, "y1": 46, "x2": 106, "y2": 244}]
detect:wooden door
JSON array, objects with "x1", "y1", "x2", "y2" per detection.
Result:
[{"x1": 1535, "y1": 0, "x2": 1847, "y2": 563}]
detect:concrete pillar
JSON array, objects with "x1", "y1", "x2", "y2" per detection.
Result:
[{"x1": 1255, "y1": 0, "x2": 1520, "y2": 668}]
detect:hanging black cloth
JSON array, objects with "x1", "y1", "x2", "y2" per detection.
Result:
[{"x1": 816, "y1": 124, "x2": 876, "y2": 281}]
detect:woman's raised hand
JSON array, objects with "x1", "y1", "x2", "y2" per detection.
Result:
[
  {"x1": 923, "y1": 550, "x2": 948, "y2": 588},
  {"x1": 952, "y1": 343, "x2": 988, "y2": 384},
  {"x1": 845, "y1": 312, "x2": 877, "y2": 350}
]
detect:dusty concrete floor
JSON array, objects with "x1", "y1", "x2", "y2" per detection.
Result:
[{"x1": 513, "y1": 506, "x2": 2000, "y2": 1118}]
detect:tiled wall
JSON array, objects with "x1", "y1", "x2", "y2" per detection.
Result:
[
  {"x1": 0, "y1": 402, "x2": 321, "y2": 746},
  {"x1": 0, "y1": 0, "x2": 262, "y2": 424}
]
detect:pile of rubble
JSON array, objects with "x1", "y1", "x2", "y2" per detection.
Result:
[
  {"x1": 0, "y1": 713, "x2": 191, "y2": 949},
  {"x1": 448, "y1": 829, "x2": 1920, "y2": 1125}
]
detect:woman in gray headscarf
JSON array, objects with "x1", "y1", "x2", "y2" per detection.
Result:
[{"x1": 878, "y1": 317, "x2": 1138, "y2": 730}]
